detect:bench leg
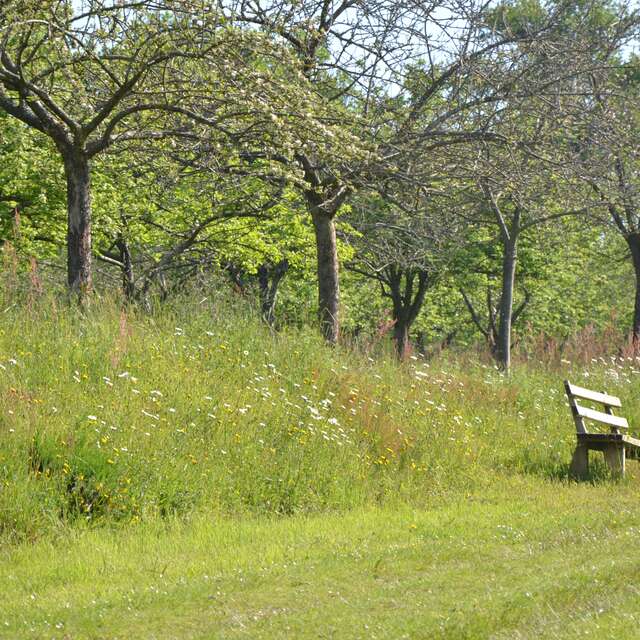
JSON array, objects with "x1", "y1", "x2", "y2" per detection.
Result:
[
  {"x1": 569, "y1": 444, "x2": 589, "y2": 479},
  {"x1": 604, "y1": 443, "x2": 626, "y2": 478}
]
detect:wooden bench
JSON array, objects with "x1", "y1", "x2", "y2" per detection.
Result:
[{"x1": 564, "y1": 380, "x2": 640, "y2": 478}]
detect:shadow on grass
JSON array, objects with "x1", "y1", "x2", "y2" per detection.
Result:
[{"x1": 505, "y1": 450, "x2": 616, "y2": 484}]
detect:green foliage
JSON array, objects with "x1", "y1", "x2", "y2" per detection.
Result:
[
  {"x1": 486, "y1": 0, "x2": 625, "y2": 39},
  {"x1": 0, "y1": 114, "x2": 66, "y2": 258}
]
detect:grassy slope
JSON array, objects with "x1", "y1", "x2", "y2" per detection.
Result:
[{"x1": 2, "y1": 293, "x2": 640, "y2": 638}]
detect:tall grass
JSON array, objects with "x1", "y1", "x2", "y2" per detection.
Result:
[{"x1": 1, "y1": 272, "x2": 639, "y2": 543}]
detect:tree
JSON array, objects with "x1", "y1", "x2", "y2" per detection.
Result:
[
  {"x1": 0, "y1": 0, "x2": 246, "y2": 294},
  {"x1": 346, "y1": 170, "x2": 462, "y2": 358},
  {"x1": 440, "y1": 0, "x2": 639, "y2": 370},
  {"x1": 460, "y1": 106, "x2": 587, "y2": 371},
  {"x1": 569, "y1": 56, "x2": 640, "y2": 344},
  {"x1": 226, "y1": 0, "x2": 556, "y2": 343}
]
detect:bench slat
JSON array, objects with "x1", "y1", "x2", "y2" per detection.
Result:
[
  {"x1": 624, "y1": 434, "x2": 640, "y2": 448},
  {"x1": 575, "y1": 404, "x2": 629, "y2": 430},
  {"x1": 578, "y1": 433, "x2": 640, "y2": 446},
  {"x1": 565, "y1": 382, "x2": 622, "y2": 408}
]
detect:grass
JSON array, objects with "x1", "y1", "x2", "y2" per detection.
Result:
[
  {"x1": 2, "y1": 283, "x2": 640, "y2": 637},
  {"x1": 2, "y1": 481, "x2": 640, "y2": 639}
]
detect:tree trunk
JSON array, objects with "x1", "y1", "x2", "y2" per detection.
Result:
[
  {"x1": 63, "y1": 152, "x2": 93, "y2": 295},
  {"x1": 497, "y1": 239, "x2": 517, "y2": 372},
  {"x1": 626, "y1": 233, "x2": 640, "y2": 346},
  {"x1": 311, "y1": 208, "x2": 340, "y2": 344},
  {"x1": 386, "y1": 269, "x2": 430, "y2": 360},
  {"x1": 116, "y1": 236, "x2": 135, "y2": 301},
  {"x1": 257, "y1": 265, "x2": 272, "y2": 323},
  {"x1": 257, "y1": 260, "x2": 288, "y2": 326},
  {"x1": 393, "y1": 314, "x2": 411, "y2": 359}
]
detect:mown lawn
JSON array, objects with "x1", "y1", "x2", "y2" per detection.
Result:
[{"x1": 2, "y1": 478, "x2": 640, "y2": 640}]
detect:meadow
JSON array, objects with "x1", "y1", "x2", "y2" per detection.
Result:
[{"x1": 2, "y1": 287, "x2": 640, "y2": 638}]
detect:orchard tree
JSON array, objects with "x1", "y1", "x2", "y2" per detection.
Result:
[
  {"x1": 460, "y1": 108, "x2": 586, "y2": 371},
  {"x1": 570, "y1": 56, "x2": 640, "y2": 344},
  {"x1": 0, "y1": 1, "x2": 228, "y2": 293},
  {"x1": 442, "y1": 0, "x2": 639, "y2": 370},
  {"x1": 225, "y1": 0, "x2": 561, "y2": 343},
  {"x1": 482, "y1": 0, "x2": 640, "y2": 354},
  {"x1": 346, "y1": 171, "x2": 463, "y2": 359},
  {"x1": 89, "y1": 135, "x2": 318, "y2": 318}
]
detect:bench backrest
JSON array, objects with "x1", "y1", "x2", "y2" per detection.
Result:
[{"x1": 564, "y1": 380, "x2": 628, "y2": 434}]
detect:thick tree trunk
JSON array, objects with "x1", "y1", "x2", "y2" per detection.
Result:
[
  {"x1": 626, "y1": 233, "x2": 640, "y2": 345},
  {"x1": 63, "y1": 152, "x2": 93, "y2": 294},
  {"x1": 311, "y1": 208, "x2": 340, "y2": 344},
  {"x1": 393, "y1": 314, "x2": 411, "y2": 359},
  {"x1": 497, "y1": 239, "x2": 517, "y2": 372}
]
